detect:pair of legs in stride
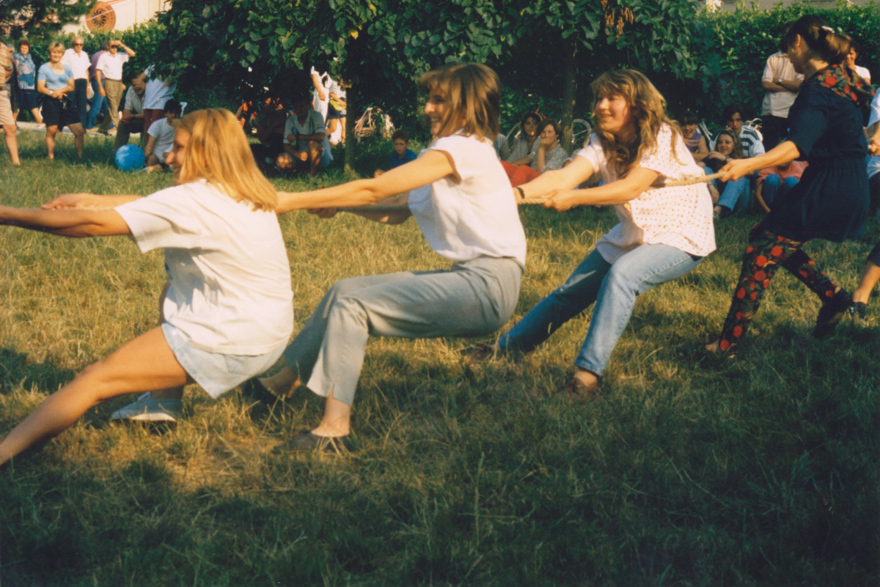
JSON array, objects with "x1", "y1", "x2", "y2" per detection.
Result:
[
  {"x1": 261, "y1": 258, "x2": 521, "y2": 443},
  {"x1": 496, "y1": 243, "x2": 702, "y2": 394},
  {"x1": 0, "y1": 328, "x2": 190, "y2": 467},
  {"x1": 705, "y1": 225, "x2": 848, "y2": 356}
]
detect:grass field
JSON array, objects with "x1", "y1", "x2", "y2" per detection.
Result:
[{"x1": 0, "y1": 130, "x2": 878, "y2": 585}]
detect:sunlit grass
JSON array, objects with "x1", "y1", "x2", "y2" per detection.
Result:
[{"x1": 0, "y1": 130, "x2": 877, "y2": 584}]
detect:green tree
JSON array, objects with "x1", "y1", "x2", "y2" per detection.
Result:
[{"x1": 0, "y1": 0, "x2": 96, "y2": 38}]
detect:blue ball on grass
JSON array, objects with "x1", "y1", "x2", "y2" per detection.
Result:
[{"x1": 115, "y1": 145, "x2": 146, "y2": 171}]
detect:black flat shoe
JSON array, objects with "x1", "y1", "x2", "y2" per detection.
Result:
[
  {"x1": 813, "y1": 289, "x2": 852, "y2": 338},
  {"x1": 849, "y1": 301, "x2": 868, "y2": 321},
  {"x1": 272, "y1": 430, "x2": 351, "y2": 454}
]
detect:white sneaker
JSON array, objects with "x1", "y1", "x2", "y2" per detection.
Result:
[{"x1": 110, "y1": 392, "x2": 182, "y2": 422}]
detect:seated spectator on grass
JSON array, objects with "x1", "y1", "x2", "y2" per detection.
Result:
[
  {"x1": 374, "y1": 129, "x2": 416, "y2": 176},
  {"x1": 143, "y1": 64, "x2": 176, "y2": 135},
  {"x1": 754, "y1": 160, "x2": 808, "y2": 213},
  {"x1": 680, "y1": 110, "x2": 709, "y2": 163},
  {"x1": 505, "y1": 111, "x2": 541, "y2": 166},
  {"x1": 250, "y1": 97, "x2": 288, "y2": 174},
  {"x1": 710, "y1": 104, "x2": 765, "y2": 158},
  {"x1": 845, "y1": 39, "x2": 871, "y2": 84},
  {"x1": 276, "y1": 94, "x2": 332, "y2": 177},
  {"x1": 113, "y1": 72, "x2": 147, "y2": 154},
  {"x1": 12, "y1": 40, "x2": 42, "y2": 126},
  {"x1": 705, "y1": 129, "x2": 750, "y2": 217},
  {"x1": 503, "y1": 119, "x2": 569, "y2": 187},
  {"x1": 37, "y1": 42, "x2": 84, "y2": 161},
  {"x1": 145, "y1": 99, "x2": 182, "y2": 172}
]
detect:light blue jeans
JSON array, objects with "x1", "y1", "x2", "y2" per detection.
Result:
[
  {"x1": 498, "y1": 244, "x2": 702, "y2": 376},
  {"x1": 760, "y1": 174, "x2": 798, "y2": 208},
  {"x1": 86, "y1": 78, "x2": 106, "y2": 130},
  {"x1": 283, "y1": 257, "x2": 522, "y2": 405},
  {"x1": 714, "y1": 176, "x2": 751, "y2": 216}
]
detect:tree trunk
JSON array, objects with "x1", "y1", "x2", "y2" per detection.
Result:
[
  {"x1": 560, "y1": 40, "x2": 578, "y2": 153},
  {"x1": 344, "y1": 82, "x2": 356, "y2": 178}
]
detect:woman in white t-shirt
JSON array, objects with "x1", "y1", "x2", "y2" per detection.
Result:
[
  {"x1": 257, "y1": 63, "x2": 526, "y2": 452},
  {"x1": 495, "y1": 70, "x2": 716, "y2": 397},
  {"x1": 0, "y1": 109, "x2": 293, "y2": 467}
]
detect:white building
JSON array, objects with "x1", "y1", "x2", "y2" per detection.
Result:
[{"x1": 64, "y1": 0, "x2": 171, "y2": 33}]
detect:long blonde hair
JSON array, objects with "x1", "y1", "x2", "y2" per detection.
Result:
[
  {"x1": 177, "y1": 109, "x2": 277, "y2": 211},
  {"x1": 419, "y1": 63, "x2": 500, "y2": 141},
  {"x1": 591, "y1": 70, "x2": 682, "y2": 175}
]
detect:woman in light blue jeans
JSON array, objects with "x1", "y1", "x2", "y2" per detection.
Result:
[
  {"x1": 496, "y1": 70, "x2": 716, "y2": 396},
  {"x1": 706, "y1": 129, "x2": 751, "y2": 217}
]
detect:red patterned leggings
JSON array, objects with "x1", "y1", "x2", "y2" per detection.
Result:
[{"x1": 718, "y1": 226, "x2": 839, "y2": 353}]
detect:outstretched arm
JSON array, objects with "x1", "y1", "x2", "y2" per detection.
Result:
[
  {"x1": 0, "y1": 206, "x2": 130, "y2": 238},
  {"x1": 720, "y1": 141, "x2": 801, "y2": 182},
  {"x1": 277, "y1": 149, "x2": 454, "y2": 214},
  {"x1": 541, "y1": 166, "x2": 660, "y2": 212},
  {"x1": 42, "y1": 193, "x2": 144, "y2": 210}
]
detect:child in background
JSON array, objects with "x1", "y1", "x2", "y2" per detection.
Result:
[
  {"x1": 374, "y1": 129, "x2": 416, "y2": 177},
  {"x1": 754, "y1": 159, "x2": 808, "y2": 213},
  {"x1": 680, "y1": 110, "x2": 709, "y2": 163},
  {"x1": 145, "y1": 99, "x2": 182, "y2": 172}
]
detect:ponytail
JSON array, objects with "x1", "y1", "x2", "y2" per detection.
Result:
[{"x1": 781, "y1": 15, "x2": 851, "y2": 64}]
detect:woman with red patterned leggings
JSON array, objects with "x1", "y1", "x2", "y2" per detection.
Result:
[{"x1": 695, "y1": 15, "x2": 875, "y2": 356}]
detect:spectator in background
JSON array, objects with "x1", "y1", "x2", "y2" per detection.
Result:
[
  {"x1": 143, "y1": 64, "x2": 177, "y2": 135},
  {"x1": 505, "y1": 111, "x2": 541, "y2": 167},
  {"x1": 680, "y1": 110, "x2": 709, "y2": 163},
  {"x1": 13, "y1": 40, "x2": 43, "y2": 126},
  {"x1": 144, "y1": 99, "x2": 181, "y2": 171},
  {"x1": 325, "y1": 76, "x2": 348, "y2": 145},
  {"x1": 277, "y1": 94, "x2": 332, "y2": 177},
  {"x1": 250, "y1": 96, "x2": 288, "y2": 174},
  {"x1": 503, "y1": 119, "x2": 568, "y2": 187},
  {"x1": 710, "y1": 104, "x2": 765, "y2": 158},
  {"x1": 705, "y1": 129, "x2": 750, "y2": 217},
  {"x1": 0, "y1": 40, "x2": 21, "y2": 165},
  {"x1": 761, "y1": 30, "x2": 804, "y2": 149},
  {"x1": 86, "y1": 41, "x2": 109, "y2": 131},
  {"x1": 37, "y1": 42, "x2": 85, "y2": 160},
  {"x1": 310, "y1": 65, "x2": 329, "y2": 120},
  {"x1": 374, "y1": 129, "x2": 416, "y2": 177},
  {"x1": 845, "y1": 38, "x2": 871, "y2": 84},
  {"x1": 94, "y1": 39, "x2": 136, "y2": 134},
  {"x1": 754, "y1": 159, "x2": 808, "y2": 213},
  {"x1": 62, "y1": 36, "x2": 90, "y2": 129},
  {"x1": 113, "y1": 71, "x2": 147, "y2": 154}
]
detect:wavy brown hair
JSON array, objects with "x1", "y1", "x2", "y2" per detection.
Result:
[
  {"x1": 590, "y1": 70, "x2": 683, "y2": 175},
  {"x1": 177, "y1": 109, "x2": 277, "y2": 211},
  {"x1": 781, "y1": 14, "x2": 851, "y2": 65},
  {"x1": 714, "y1": 129, "x2": 745, "y2": 160},
  {"x1": 419, "y1": 63, "x2": 500, "y2": 141}
]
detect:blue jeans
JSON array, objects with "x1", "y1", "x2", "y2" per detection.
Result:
[
  {"x1": 760, "y1": 174, "x2": 798, "y2": 208},
  {"x1": 498, "y1": 244, "x2": 702, "y2": 376},
  {"x1": 86, "y1": 78, "x2": 107, "y2": 129},
  {"x1": 714, "y1": 176, "x2": 751, "y2": 216}
]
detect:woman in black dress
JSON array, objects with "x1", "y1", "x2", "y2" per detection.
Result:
[{"x1": 696, "y1": 15, "x2": 874, "y2": 355}]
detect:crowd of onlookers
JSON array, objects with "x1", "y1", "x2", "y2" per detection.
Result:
[{"x1": 0, "y1": 37, "x2": 177, "y2": 167}]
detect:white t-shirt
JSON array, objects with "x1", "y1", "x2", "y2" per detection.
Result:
[
  {"x1": 96, "y1": 51, "x2": 129, "y2": 81},
  {"x1": 61, "y1": 48, "x2": 90, "y2": 79},
  {"x1": 116, "y1": 180, "x2": 294, "y2": 355},
  {"x1": 868, "y1": 92, "x2": 879, "y2": 180},
  {"x1": 143, "y1": 65, "x2": 176, "y2": 110},
  {"x1": 854, "y1": 65, "x2": 871, "y2": 84},
  {"x1": 148, "y1": 117, "x2": 177, "y2": 157},
  {"x1": 283, "y1": 109, "x2": 331, "y2": 158},
  {"x1": 407, "y1": 134, "x2": 527, "y2": 266},
  {"x1": 576, "y1": 125, "x2": 716, "y2": 263},
  {"x1": 761, "y1": 52, "x2": 804, "y2": 117}
]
